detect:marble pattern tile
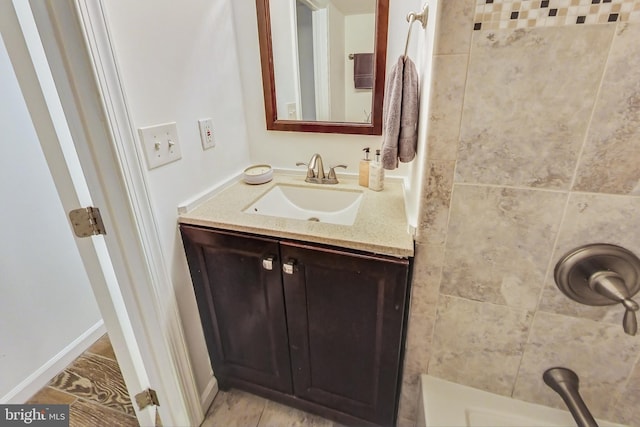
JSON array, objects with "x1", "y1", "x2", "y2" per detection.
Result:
[
  {"x1": 427, "y1": 55, "x2": 468, "y2": 161},
  {"x1": 455, "y1": 25, "x2": 614, "y2": 189},
  {"x1": 201, "y1": 389, "x2": 266, "y2": 427},
  {"x1": 257, "y1": 399, "x2": 334, "y2": 427},
  {"x1": 436, "y1": 0, "x2": 476, "y2": 55},
  {"x1": 573, "y1": 23, "x2": 640, "y2": 195},
  {"x1": 408, "y1": 244, "x2": 444, "y2": 316},
  {"x1": 416, "y1": 161, "x2": 456, "y2": 246},
  {"x1": 429, "y1": 296, "x2": 533, "y2": 396},
  {"x1": 512, "y1": 311, "x2": 640, "y2": 422},
  {"x1": 608, "y1": 358, "x2": 640, "y2": 425},
  {"x1": 440, "y1": 185, "x2": 566, "y2": 311},
  {"x1": 538, "y1": 193, "x2": 640, "y2": 322},
  {"x1": 398, "y1": 313, "x2": 436, "y2": 422}
]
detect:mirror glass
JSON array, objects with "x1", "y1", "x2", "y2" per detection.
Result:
[{"x1": 256, "y1": 0, "x2": 389, "y2": 135}]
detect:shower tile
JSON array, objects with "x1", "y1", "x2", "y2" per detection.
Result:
[
  {"x1": 440, "y1": 185, "x2": 566, "y2": 311},
  {"x1": 429, "y1": 295, "x2": 533, "y2": 396},
  {"x1": 455, "y1": 25, "x2": 614, "y2": 189},
  {"x1": 409, "y1": 244, "x2": 445, "y2": 316},
  {"x1": 398, "y1": 313, "x2": 435, "y2": 423},
  {"x1": 573, "y1": 23, "x2": 640, "y2": 195},
  {"x1": 427, "y1": 55, "x2": 468, "y2": 161},
  {"x1": 512, "y1": 311, "x2": 640, "y2": 421},
  {"x1": 538, "y1": 193, "x2": 640, "y2": 322},
  {"x1": 609, "y1": 358, "x2": 640, "y2": 425},
  {"x1": 416, "y1": 161, "x2": 455, "y2": 246},
  {"x1": 436, "y1": 0, "x2": 476, "y2": 55}
]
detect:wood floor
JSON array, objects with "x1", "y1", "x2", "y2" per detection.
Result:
[{"x1": 27, "y1": 334, "x2": 138, "y2": 427}]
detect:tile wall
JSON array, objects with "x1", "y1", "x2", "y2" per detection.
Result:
[{"x1": 397, "y1": 1, "x2": 640, "y2": 426}]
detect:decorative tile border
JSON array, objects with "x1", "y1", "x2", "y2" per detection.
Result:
[{"x1": 474, "y1": 0, "x2": 640, "y2": 30}]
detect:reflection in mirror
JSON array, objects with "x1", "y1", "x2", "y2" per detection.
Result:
[{"x1": 256, "y1": 0, "x2": 389, "y2": 135}]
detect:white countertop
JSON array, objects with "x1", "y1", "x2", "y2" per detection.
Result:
[{"x1": 178, "y1": 172, "x2": 414, "y2": 258}]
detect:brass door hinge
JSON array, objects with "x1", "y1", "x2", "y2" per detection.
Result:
[
  {"x1": 68, "y1": 206, "x2": 106, "y2": 237},
  {"x1": 135, "y1": 388, "x2": 160, "y2": 410}
]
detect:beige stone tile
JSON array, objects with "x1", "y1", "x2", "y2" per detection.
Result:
[
  {"x1": 538, "y1": 193, "x2": 640, "y2": 322},
  {"x1": 396, "y1": 415, "x2": 416, "y2": 427},
  {"x1": 429, "y1": 296, "x2": 533, "y2": 396},
  {"x1": 455, "y1": 25, "x2": 614, "y2": 189},
  {"x1": 427, "y1": 55, "x2": 468, "y2": 161},
  {"x1": 257, "y1": 399, "x2": 333, "y2": 427},
  {"x1": 398, "y1": 312, "x2": 434, "y2": 423},
  {"x1": 573, "y1": 23, "x2": 640, "y2": 195},
  {"x1": 408, "y1": 244, "x2": 444, "y2": 316},
  {"x1": 440, "y1": 185, "x2": 566, "y2": 311},
  {"x1": 416, "y1": 161, "x2": 455, "y2": 246},
  {"x1": 608, "y1": 358, "x2": 640, "y2": 425},
  {"x1": 396, "y1": 371, "x2": 420, "y2": 424},
  {"x1": 435, "y1": 0, "x2": 475, "y2": 55},
  {"x1": 201, "y1": 389, "x2": 266, "y2": 427},
  {"x1": 512, "y1": 311, "x2": 640, "y2": 421}
]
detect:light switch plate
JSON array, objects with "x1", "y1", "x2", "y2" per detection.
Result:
[{"x1": 138, "y1": 122, "x2": 182, "y2": 170}]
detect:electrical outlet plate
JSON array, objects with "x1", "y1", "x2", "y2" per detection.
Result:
[
  {"x1": 138, "y1": 122, "x2": 182, "y2": 170},
  {"x1": 198, "y1": 118, "x2": 215, "y2": 150}
]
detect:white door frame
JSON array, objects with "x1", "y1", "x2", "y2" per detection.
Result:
[{"x1": 0, "y1": 1, "x2": 204, "y2": 425}]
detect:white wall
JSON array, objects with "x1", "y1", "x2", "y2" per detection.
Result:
[
  {"x1": 230, "y1": 0, "x2": 414, "y2": 183},
  {"x1": 0, "y1": 33, "x2": 102, "y2": 401},
  {"x1": 344, "y1": 13, "x2": 375, "y2": 123},
  {"x1": 97, "y1": 0, "x2": 431, "y2": 406},
  {"x1": 101, "y1": 0, "x2": 252, "y2": 398}
]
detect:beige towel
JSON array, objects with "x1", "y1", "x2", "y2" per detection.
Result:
[{"x1": 381, "y1": 56, "x2": 419, "y2": 170}]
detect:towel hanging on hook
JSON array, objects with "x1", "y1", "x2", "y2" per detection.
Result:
[{"x1": 403, "y1": 4, "x2": 429, "y2": 58}]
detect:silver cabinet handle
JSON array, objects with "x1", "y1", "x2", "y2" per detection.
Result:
[
  {"x1": 262, "y1": 255, "x2": 275, "y2": 271},
  {"x1": 283, "y1": 260, "x2": 296, "y2": 275}
]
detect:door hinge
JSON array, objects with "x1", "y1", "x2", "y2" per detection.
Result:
[
  {"x1": 68, "y1": 206, "x2": 106, "y2": 237},
  {"x1": 135, "y1": 388, "x2": 160, "y2": 410}
]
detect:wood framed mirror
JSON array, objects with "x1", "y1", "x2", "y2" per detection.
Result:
[{"x1": 256, "y1": 0, "x2": 389, "y2": 135}]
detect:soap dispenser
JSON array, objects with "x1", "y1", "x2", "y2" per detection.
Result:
[
  {"x1": 368, "y1": 149, "x2": 384, "y2": 191},
  {"x1": 359, "y1": 147, "x2": 371, "y2": 187}
]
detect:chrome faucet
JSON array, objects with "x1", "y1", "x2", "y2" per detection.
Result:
[{"x1": 296, "y1": 153, "x2": 346, "y2": 184}]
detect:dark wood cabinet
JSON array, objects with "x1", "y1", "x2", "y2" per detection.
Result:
[{"x1": 180, "y1": 225, "x2": 411, "y2": 427}]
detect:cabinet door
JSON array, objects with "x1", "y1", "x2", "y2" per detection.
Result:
[
  {"x1": 180, "y1": 226, "x2": 292, "y2": 393},
  {"x1": 281, "y1": 242, "x2": 409, "y2": 426}
]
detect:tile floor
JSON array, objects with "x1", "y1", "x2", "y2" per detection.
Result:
[
  {"x1": 202, "y1": 388, "x2": 345, "y2": 427},
  {"x1": 27, "y1": 334, "x2": 138, "y2": 427}
]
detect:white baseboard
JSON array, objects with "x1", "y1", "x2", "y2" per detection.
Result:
[
  {"x1": 1, "y1": 320, "x2": 107, "y2": 403},
  {"x1": 200, "y1": 376, "x2": 219, "y2": 414}
]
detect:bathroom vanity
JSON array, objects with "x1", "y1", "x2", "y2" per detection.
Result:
[{"x1": 179, "y1": 173, "x2": 414, "y2": 426}]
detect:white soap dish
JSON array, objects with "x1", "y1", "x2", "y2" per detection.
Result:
[{"x1": 243, "y1": 164, "x2": 273, "y2": 185}]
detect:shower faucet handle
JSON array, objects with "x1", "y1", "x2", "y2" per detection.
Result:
[
  {"x1": 554, "y1": 243, "x2": 640, "y2": 337},
  {"x1": 589, "y1": 271, "x2": 639, "y2": 336}
]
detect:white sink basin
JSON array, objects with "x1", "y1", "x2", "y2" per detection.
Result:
[{"x1": 244, "y1": 184, "x2": 363, "y2": 226}]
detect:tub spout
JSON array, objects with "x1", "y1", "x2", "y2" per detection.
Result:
[{"x1": 543, "y1": 367, "x2": 599, "y2": 427}]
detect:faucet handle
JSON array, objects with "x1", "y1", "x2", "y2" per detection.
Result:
[
  {"x1": 296, "y1": 161, "x2": 315, "y2": 179},
  {"x1": 327, "y1": 165, "x2": 347, "y2": 181},
  {"x1": 589, "y1": 271, "x2": 639, "y2": 336}
]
